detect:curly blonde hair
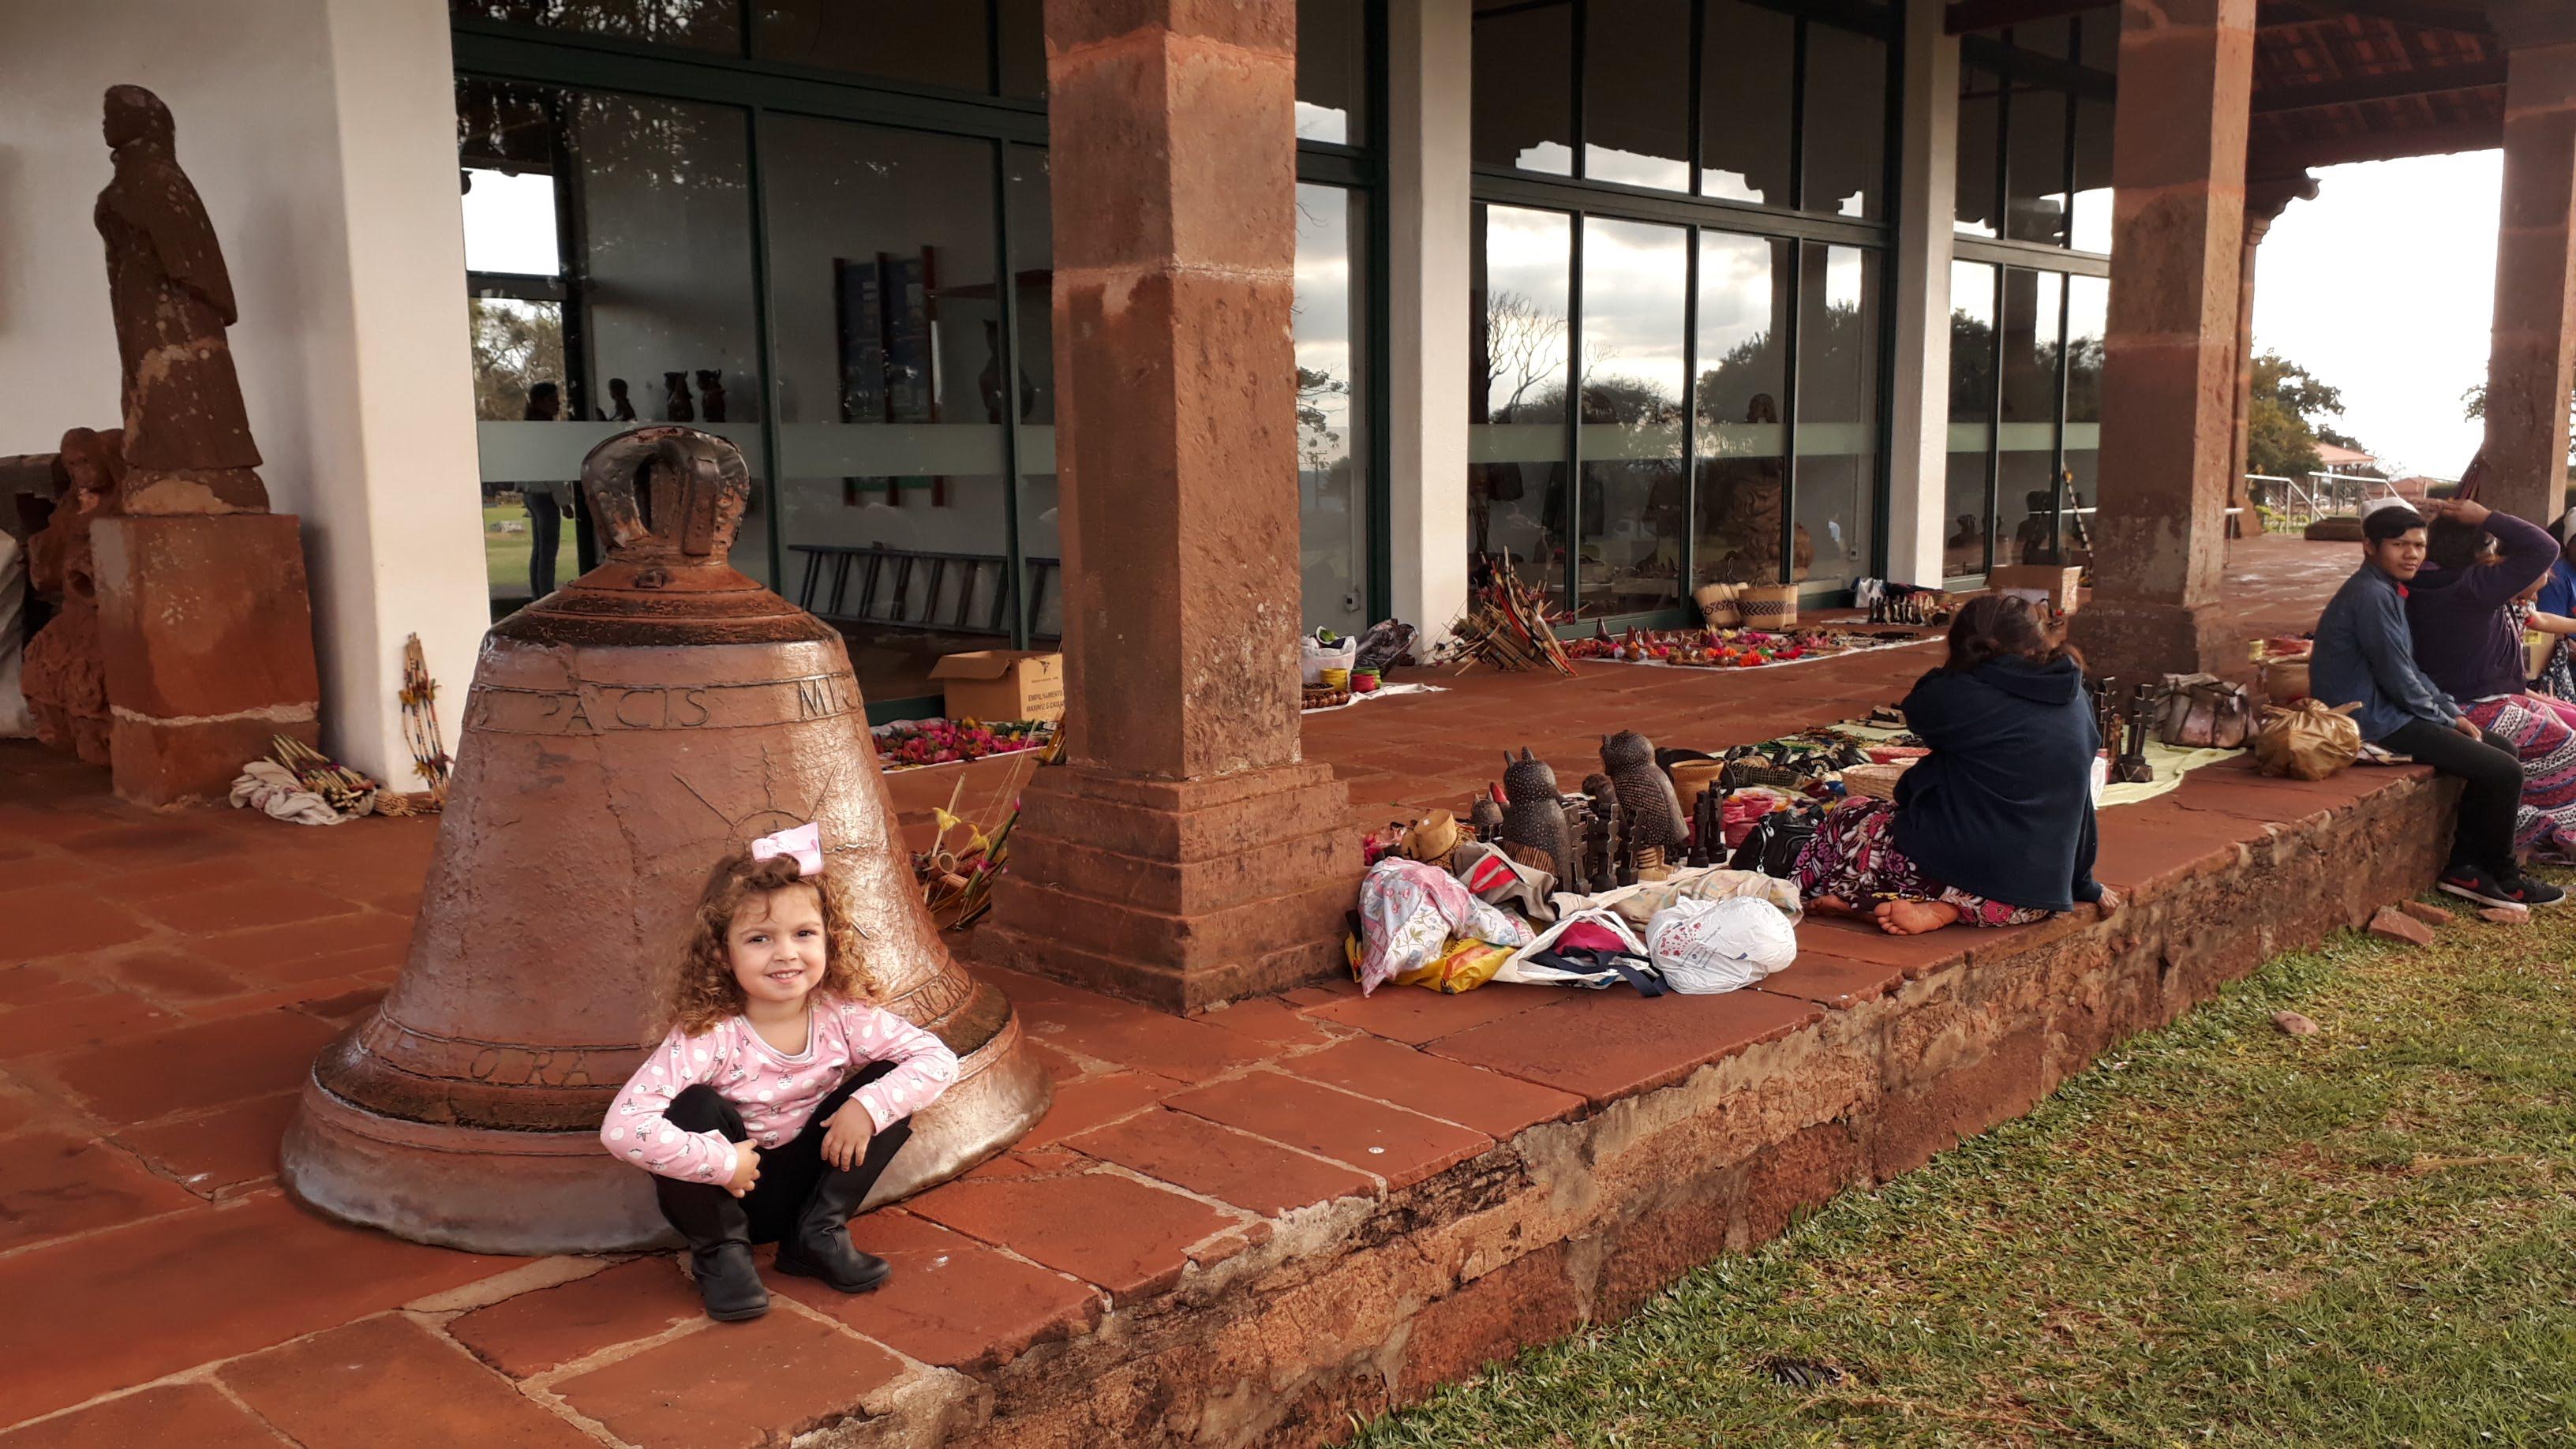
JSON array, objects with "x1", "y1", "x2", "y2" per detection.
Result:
[{"x1": 653, "y1": 850, "x2": 876, "y2": 1039}]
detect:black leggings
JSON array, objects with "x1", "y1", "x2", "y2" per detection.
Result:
[
  {"x1": 2384, "y1": 717, "x2": 2525, "y2": 878},
  {"x1": 658, "y1": 1061, "x2": 914, "y2": 1244}
]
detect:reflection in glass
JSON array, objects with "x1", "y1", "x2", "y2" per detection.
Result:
[
  {"x1": 455, "y1": 81, "x2": 767, "y2": 606},
  {"x1": 998, "y1": 0, "x2": 1047, "y2": 99},
  {"x1": 1945, "y1": 261, "x2": 1996, "y2": 578},
  {"x1": 1999, "y1": 269, "x2": 2065, "y2": 563},
  {"x1": 763, "y1": 118, "x2": 1012, "y2": 703},
  {"x1": 1794, "y1": 244, "x2": 1879, "y2": 587},
  {"x1": 751, "y1": 2, "x2": 989, "y2": 91},
  {"x1": 1700, "y1": 0, "x2": 1794, "y2": 204},
  {"x1": 1005, "y1": 146, "x2": 1061, "y2": 642},
  {"x1": 1472, "y1": 1, "x2": 1574, "y2": 175},
  {"x1": 2069, "y1": 97, "x2": 2114, "y2": 253},
  {"x1": 1694, "y1": 232, "x2": 1795, "y2": 586},
  {"x1": 1468, "y1": 204, "x2": 1574, "y2": 610},
  {"x1": 1802, "y1": 22, "x2": 1887, "y2": 219},
  {"x1": 2004, "y1": 73, "x2": 2069, "y2": 245},
  {"x1": 1297, "y1": 185, "x2": 1372, "y2": 635},
  {"x1": 451, "y1": 0, "x2": 739, "y2": 51},
  {"x1": 1297, "y1": 0, "x2": 1368, "y2": 145},
  {"x1": 1585, "y1": 0, "x2": 1690, "y2": 191},
  {"x1": 1956, "y1": 65, "x2": 2001, "y2": 238},
  {"x1": 2061, "y1": 275, "x2": 2106, "y2": 555},
  {"x1": 1576, "y1": 218, "x2": 1687, "y2": 617}
]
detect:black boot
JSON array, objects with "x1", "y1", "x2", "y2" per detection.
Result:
[
  {"x1": 773, "y1": 1163, "x2": 892, "y2": 1294},
  {"x1": 656, "y1": 1176, "x2": 770, "y2": 1322}
]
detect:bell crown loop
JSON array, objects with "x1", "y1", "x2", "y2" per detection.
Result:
[{"x1": 581, "y1": 425, "x2": 747, "y2": 567}]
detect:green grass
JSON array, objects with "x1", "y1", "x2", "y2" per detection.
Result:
[
  {"x1": 483, "y1": 500, "x2": 574, "y2": 603},
  {"x1": 1356, "y1": 886, "x2": 2576, "y2": 1449}
]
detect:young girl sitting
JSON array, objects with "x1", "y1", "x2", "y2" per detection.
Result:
[{"x1": 605, "y1": 828, "x2": 960, "y2": 1322}]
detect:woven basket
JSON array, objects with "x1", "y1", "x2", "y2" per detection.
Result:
[
  {"x1": 1840, "y1": 759, "x2": 1916, "y2": 801},
  {"x1": 1739, "y1": 583, "x2": 1799, "y2": 627}
]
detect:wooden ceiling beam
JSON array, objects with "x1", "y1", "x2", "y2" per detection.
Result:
[
  {"x1": 2251, "y1": 55, "x2": 2509, "y2": 113},
  {"x1": 1944, "y1": 0, "x2": 2111, "y2": 36},
  {"x1": 2255, "y1": 0, "x2": 2492, "y2": 33},
  {"x1": 2248, "y1": 115, "x2": 2502, "y2": 175}
]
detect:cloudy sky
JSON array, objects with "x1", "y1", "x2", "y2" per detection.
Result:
[{"x1": 2253, "y1": 151, "x2": 2503, "y2": 481}]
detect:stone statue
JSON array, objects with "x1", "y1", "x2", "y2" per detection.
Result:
[
  {"x1": 22, "y1": 429, "x2": 125, "y2": 762},
  {"x1": 1601, "y1": 729, "x2": 1687, "y2": 868},
  {"x1": 1499, "y1": 749, "x2": 1578, "y2": 889},
  {"x1": 94, "y1": 86, "x2": 266, "y2": 515}
]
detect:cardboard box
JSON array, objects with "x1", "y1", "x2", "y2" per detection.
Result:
[
  {"x1": 1986, "y1": 564, "x2": 2084, "y2": 616},
  {"x1": 930, "y1": 650, "x2": 1065, "y2": 723}
]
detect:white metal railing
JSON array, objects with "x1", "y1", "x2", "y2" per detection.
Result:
[{"x1": 2245, "y1": 470, "x2": 2407, "y2": 527}]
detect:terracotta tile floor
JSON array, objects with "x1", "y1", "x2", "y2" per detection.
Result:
[{"x1": 0, "y1": 536, "x2": 2362, "y2": 1446}]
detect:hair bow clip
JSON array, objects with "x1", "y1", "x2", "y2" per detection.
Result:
[{"x1": 749, "y1": 821, "x2": 825, "y2": 878}]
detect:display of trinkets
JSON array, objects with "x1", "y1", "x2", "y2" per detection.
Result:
[{"x1": 1499, "y1": 748, "x2": 1581, "y2": 886}]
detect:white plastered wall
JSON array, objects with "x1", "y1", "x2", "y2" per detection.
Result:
[
  {"x1": 0, "y1": 0, "x2": 486, "y2": 786},
  {"x1": 1883, "y1": 0, "x2": 1960, "y2": 589},
  {"x1": 1386, "y1": 0, "x2": 1473, "y2": 641}
]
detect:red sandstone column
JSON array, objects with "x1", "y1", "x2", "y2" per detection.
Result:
[
  {"x1": 2226, "y1": 175, "x2": 2317, "y2": 540},
  {"x1": 2072, "y1": 0, "x2": 2256, "y2": 682},
  {"x1": 980, "y1": 0, "x2": 1356, "y2": 1013},
  {"x1": 2480, "y1": 2, "x2": 2576, "y2": 526}
]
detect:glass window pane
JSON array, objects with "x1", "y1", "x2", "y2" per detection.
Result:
[
  {"x1": 1468, "y1": 204, "x2": 1574, "y2": 612},
  {"x1": 1999, "y1": 269, "x2": 2065, "y2": 563},
  {"x1": 1793, "y1": 243, "x2": 1879, "y2": 587},
  {"x1": 1473, "y1": 1, "x2": 1574, "y2": 175},
  {"x1": 2005, "y1": 72, "x2": 2069, "y2": 245},
  {"x1": 2062, "y1": 274, "x2": 2106, "y2": 556},
  {"x1": 1700, "y1": 0, "x2": 1795, "y2": 205},
  {"x1": 1298, "y1": 0, "x2": 1368, "y2": 145},
  {"x1": 1297, "y1": 185, "x2": 1372, "y2": 635},
  {"x1": 762, "y1": 118, "x2": 1012, "y2": 705},
  {"x1": 751, "y1": 2, "x2": 990, "y2": 92},
  {"x1": 1956, "y1": 65, "x2": 2001, "y2": 238},
  {"x1": 2069, "y1": 97, "x2": 2114, "y2": 253},
  {"x1": 451, "y1": 0, "x2": 739, "y2": 52},
  {"x1": 1803, "y1": 22, "x2": 1886, "y2": 219},
  {"x1": 1945, "y1": 261, "x2": 1995, "y2": 578},
  {"x1": 1576, "y1": 217, "x2": 1688, "y2": 618},
  {"x1": 999, "y1": 0, "x2": 1047, "y2": 99},
  {"x1": 1006, "y1": 145, "x2": 1059, "y2": 642},
  {"x1": 457, "y1": 82, "x2": 768, "y2": 608},
  {"x1": 1694, "y1": 231, "x2": 1792, "y2": 589},
  {"x1": 467, "y1": 298, "x2": 577, "y2": 607},
  {"x1": 1585, "y1": 0, "x2": 1690, "y2": 191}
]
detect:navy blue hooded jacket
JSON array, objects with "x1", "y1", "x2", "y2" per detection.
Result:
[{"x1": 1891, "y1": 654, "x2": 2105, "y2": 914}]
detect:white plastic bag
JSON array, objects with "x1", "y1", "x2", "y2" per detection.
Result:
[
  {"x1": 1492, "y1": 908, "x2": 1655, "y2": 989},
  {"x1": 1644, "y1": 897, "x2": 1798, "y2": 994},
  {"x1": 1354, "y1": 857, "x2": 1533, "y2": 994},
  {"x1": 1301, "y1": 634, "x2": 1359, "y2": 685}
]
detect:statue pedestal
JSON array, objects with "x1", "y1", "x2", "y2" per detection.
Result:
[{"x1": 91, "y1": 514, "x2": 322, "y2": 806}]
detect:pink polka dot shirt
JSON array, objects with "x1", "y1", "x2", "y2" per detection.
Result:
[{"x1": 602, "y1": 994, "x2": 960, "y2": 1185}]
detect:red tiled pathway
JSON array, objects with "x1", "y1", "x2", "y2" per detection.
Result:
[{"x1": 0, "y1": 535, "x2": 2367, "y2": 1445}]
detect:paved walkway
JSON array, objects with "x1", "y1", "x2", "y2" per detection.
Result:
[{"x1": 0, "y1": 536, "x2": 2364, "y2": 1447}]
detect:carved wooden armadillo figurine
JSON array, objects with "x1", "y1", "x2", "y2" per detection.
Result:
[
  {"x1": 1600, "y1": 730, "x2": 1686, "y2": 863},
  {"x1": 1499, "y1": 749, "x2": 1578, "y2": 889},
  {"x1": 1466, "y1": 795, "x2": 1506, "y2": 843},
  {"x1": 1582, "y1": 771, "x2": 1629, "y2": 889}
]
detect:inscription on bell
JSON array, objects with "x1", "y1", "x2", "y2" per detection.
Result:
[{"x1": 466, "y1": 672, "x2": 861, "y2": 736}]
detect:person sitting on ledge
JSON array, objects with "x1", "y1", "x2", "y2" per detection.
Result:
[
  {"x1": 1795, "y1": 593, "x2": 2113, "y2": 935},
  {"x1": 604, "y1": 832, "x2": 960, "y2": 1323},
  {"x1": 2405, "y1": 495, "x2": 2576, "y2": 868},
  {"x1": 2309, "y1": 501, "x2": 2562, "y2": 909}
]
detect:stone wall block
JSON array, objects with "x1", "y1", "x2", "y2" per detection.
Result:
[
  {"x1": 1732, "y1": 1118, "x2": 1866, "y2": 1250},
  {"x1": 2497, "y1": 105, "x2": 2576, "y2": 227},
  {"x1": 1394, "y1": 1242, "x2": 1588, "y2": 1402},
  {"x1": 1043, "y1": 0, "x2": 1294, "y2": 56},
  {"x1": 2105, "y1": 193, "x2": 2238, "y2": 338},
  {"x1": 2106, "y1": 38, "x2": 2252, "y2": 193},
  {"x1": 1046, "y1": 37, "x2": 1294, "y2": 276},
  {"x1": 91, "y1": 514, "x2": 321, "y2": 719},
  {"x1": 1869, "y1": 1026, "x2": 2049, "y2": 1182},
  {"x1": 1006, "y1": 825, "x2": 1355, "y2": 915}
]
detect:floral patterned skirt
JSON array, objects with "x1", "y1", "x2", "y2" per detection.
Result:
[{"x1": 1789, "y1": 798, "x2": 2052, "y2": 928}]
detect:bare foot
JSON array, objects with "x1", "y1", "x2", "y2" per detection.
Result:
[
  {"x1": 1874, "y1": 899, "x2": 1961, "y2": 935},
  {"x1": 1809, "y1": 894, "x2": 1854, "y2": 916}
]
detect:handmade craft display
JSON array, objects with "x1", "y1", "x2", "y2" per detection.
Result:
[
  {"x1": 1499, "y1": 748, "x2": 1579, "y2": 888},
  {"x1": 1601, "y1": 729, "x2": 1686, "y2": 873}
]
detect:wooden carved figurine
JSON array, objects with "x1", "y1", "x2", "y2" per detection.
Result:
[
  {"x1": 1467, "y1": 795, "x2": 1506, "y2": 844},
  {"x1": 1601, "y1": 729, "x2": 1686, "y2": 872},
  {"x1": 1581, "y1": 772, "x2": 1630, "y2": 890},
  {"x1": 94, "y1": 85, "x2": 267, "y2": 515},
  {"x1": 695, "y1": 369, "x2": 728, "y2": 423},
  {"x1": 606, "y1": 377, "x2": 637, "y2": 421},
  {"x1": 662, "y1": 371, "x2": 695, "y2": 423},
  {"x1": 1499, "y1": 749, "x2": 1578, "y2": 889},
  {"x1": 2111, "y1": 682, "x2": 2157, "y2": 784}
]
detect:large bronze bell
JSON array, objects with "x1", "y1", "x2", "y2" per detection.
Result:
[{"x1": 283, "y1": 426, "x2": 1051, "y2": 1252}]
